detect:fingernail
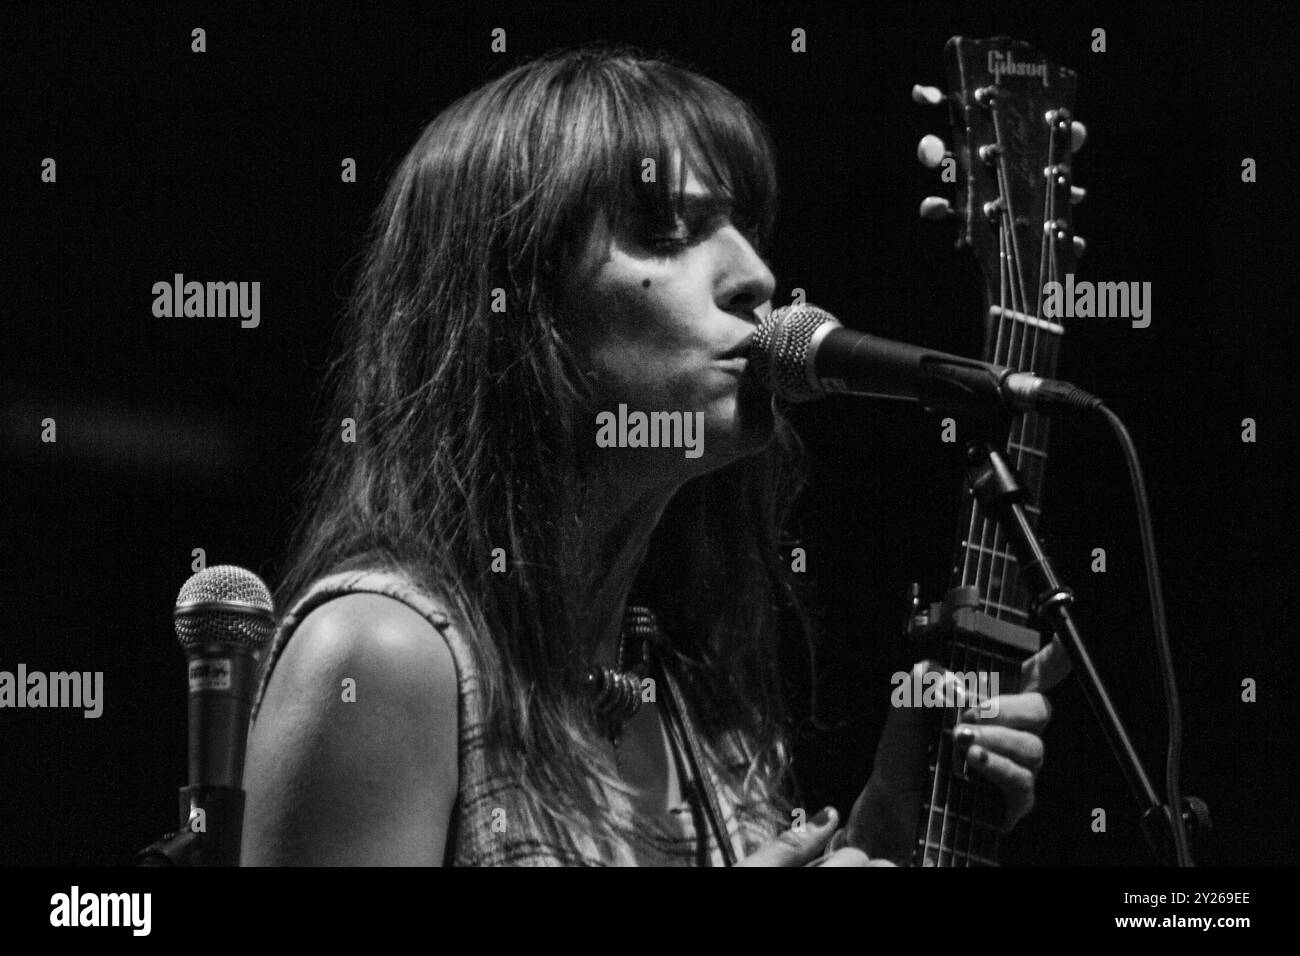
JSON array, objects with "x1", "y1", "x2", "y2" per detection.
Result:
[
  {"x1": 811, "y1": 806, "x2": 835, "y2": 827},
  {"x1": 968, "y1": 744, "x2": 989, "y2": 764},
  {"x1": 955, "y1": 725, "x2": 975, "y2": 744}
]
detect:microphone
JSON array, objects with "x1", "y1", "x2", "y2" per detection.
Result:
[
  {"x1": 143, "y1": 565, "x2": 274, "y2": 866},
  {"x1": 749, "y1": 303, "x2": 1101, "y2": 414}
]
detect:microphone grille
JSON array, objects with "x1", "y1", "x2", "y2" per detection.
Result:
[
  {"x1": 749, "y1": 304, "x2": 839, "y2": 402},
  {"x1": 174, "y1": 565, "x2": 276, "y2": 651}
]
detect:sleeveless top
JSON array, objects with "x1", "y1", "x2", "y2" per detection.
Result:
[{"x1": 250, "y1": 567, "x2": 790, "y2": 866}]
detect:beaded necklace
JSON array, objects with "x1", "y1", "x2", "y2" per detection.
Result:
[
  {"x1": 580, "y1": 604, "x2": 738, "y2": 864},
  {"x1": 582, "y1": 604, "x2": 659, "y2": 748}
]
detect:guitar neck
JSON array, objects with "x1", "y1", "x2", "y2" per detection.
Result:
[{"x1": 911, "y1": 35, "x2": 1081, "y2": 867}]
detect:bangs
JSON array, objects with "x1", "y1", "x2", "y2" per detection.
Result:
[{"x1": 532, "y1": 51, "x2": 779, "y2": 258}]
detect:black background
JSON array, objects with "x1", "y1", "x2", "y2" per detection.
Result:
[{"x1": 2, "y1": 0, "x2": 1294, "y2": 867}]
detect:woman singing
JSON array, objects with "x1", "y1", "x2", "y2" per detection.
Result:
[{"x1": 242, "y1": 44, "x2": 1059, "y2": 866}]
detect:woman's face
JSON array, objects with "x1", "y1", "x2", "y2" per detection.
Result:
[{"x1": 561, "y1": 161, "x2": 777, "y2": 480}]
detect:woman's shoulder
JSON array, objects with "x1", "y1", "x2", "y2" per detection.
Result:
[
  {"x1": 288, "y1": 590, "x2": 458, "y2": 692},
  {"x1": 263, "y1": 563, "x2": 465, "y2": 717},
  {"x1": 282, "y1": 564, "x2": 461, "y2": 634}
]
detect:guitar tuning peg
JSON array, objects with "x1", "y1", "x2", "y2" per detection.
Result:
[
  {"x1": 1070, "y1": 185, "x2": 1087, "y2": 204},
  {"x1": 911, "y1": 84, "x2": 945, "y2": 106},
  {"x1": 916, "y1": 134, "x2": 949, "y2": 169},
  {"x1": 919, "y1": 196, "x2": 954, "y2": 220},
  {"x1": 1073, "y1": 235, "x2": 1087, "y2": 257},
  {"x1": 1070, "y1": 121, "x2": 1088, "y2": 153}
]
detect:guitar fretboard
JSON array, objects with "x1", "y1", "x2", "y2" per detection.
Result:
[{"x1": 914, "y1": 35, "x2": 1079, "y2": 867}]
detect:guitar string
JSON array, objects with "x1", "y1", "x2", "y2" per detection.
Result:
[
  {"x1": 945, "y1": 115, "x2": 1015, "y2": 867},
  {"x1": 966, "y1": 207, "x2": 1017, "y2": 866},
  {"x1": 985, "y1": 110, "x2": 1067, "y2": 857},
  {"x1": 960, "y1": 601, "x2": 977, "y2": 864},
  {"x1": 1007, "y1": 116, "x2": 1064, "y2": 613},
  {"x1": 933, "y1": 95, "x2": 1066, "y2": 868},
  {"x1": 989, "y1": 143, "x2": 1031, "y2": 614},
  {"x1": 987, "y1": 122, "x2": 1034, "y2": 858},
  {"x1": 936, "y1": 171, "x2": 1007, "y2": 865},
  {"x1": 966, "y1": 193, "x2": 1014, "y2": 859},
  {"x1": 934, "y1": 170, "x2": 1007, "y2": 862},
  {"x1": 1005, "y1": 119, "x2": 1067, "y2": 618},
  {"x1": 977, "y1": 200, "x2": 1020, "y2": 865},
  {"x1": 950, "y1": 219, "x2": 1012, "y2": 864},
  {"x1": 993, "y1": 129, "x2": 1057, "y2": 856},
  {"x1": 922, "y1": 594, "x2": 948, "y2": 864},
  {"x1": 958, "y1": 106, "x2": 1023, "y2": 865},
  {"x1": 943, "y1": 126, "x2": 1013, "y2": 868},
  {"x1": 994, "y1": 123, "x2": 1057, "y2": 617},
  {"x1": 943, "y1": 143, "x2": 1009, "y2": 867},
  {"x1": 969, "y1": 101, "x2": 1039, "y2": 864}
]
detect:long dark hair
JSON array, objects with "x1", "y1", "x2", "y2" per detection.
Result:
[{"x1": 271, "y1": 43, "x2": 810, "y2": 846}]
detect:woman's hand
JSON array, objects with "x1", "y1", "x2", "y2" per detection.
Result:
[
  {"x1": 842, "y1": 637, "x2": 1070, "y2": 864},
  {"x1": 737, "y1": 807, "x2": 895, "y2": 866}
]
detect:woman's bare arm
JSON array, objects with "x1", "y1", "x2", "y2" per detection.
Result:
[{"x1": 241, "y1": 593, "x2": 459, "y2": 865}]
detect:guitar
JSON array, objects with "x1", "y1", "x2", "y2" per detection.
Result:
[{"x1": 906, "y1": 36, "x2": 1086, "y2": 867}]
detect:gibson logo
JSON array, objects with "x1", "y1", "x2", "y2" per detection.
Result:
[{"x1": 988, "y1": 50, "x2": 1049, "y2": 87}]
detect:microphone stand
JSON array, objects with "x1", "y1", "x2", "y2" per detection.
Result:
[
  {"x1": 961, "y1": 438, "x2": 1192, "y2": 866},
  {"x1": 136, "y1": 786, "x2": 245, "y2": 866}
]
